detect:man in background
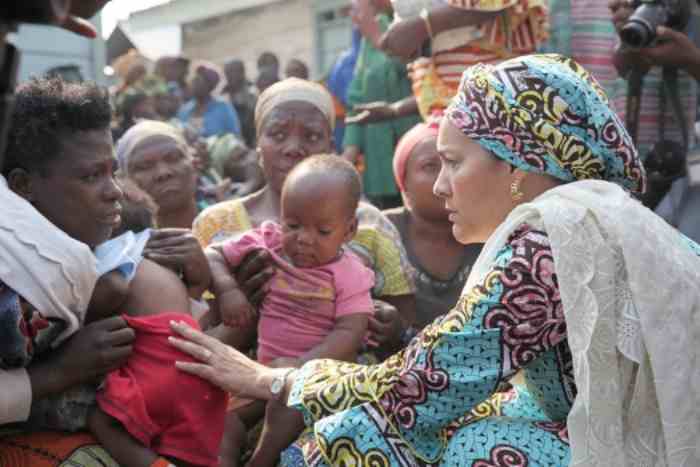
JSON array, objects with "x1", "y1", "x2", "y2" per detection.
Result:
[{"x1": 224, "y1": 58, "x2": 257, "y2": 147}]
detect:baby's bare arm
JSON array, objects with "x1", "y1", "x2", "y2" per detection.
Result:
[{"x1": 207, "y1": 246, "x2": 257, "y2": 328}]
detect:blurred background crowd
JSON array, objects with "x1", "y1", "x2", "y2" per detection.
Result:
[{"x1": 13, "y1": 0, "x2": 696, "y2": 239}]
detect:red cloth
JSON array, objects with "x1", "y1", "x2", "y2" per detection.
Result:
[
  {"x1": 393, "y1": 118, "x2": 441, "y2": 192},
  {"x1": 96, "y1": 313, "x2": 226, "y2": 467}
]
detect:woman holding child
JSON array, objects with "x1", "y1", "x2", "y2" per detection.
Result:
[
  {"x1": 191, "y1": 77, "x2": 418, "y2": 466},
  {"x1": 171, "y1": 55, "x2": 700, "y2": 466},
  {"x1": 0, "y1": 79, "x2": 223, "y2": 467},
  {"x1": 193, "y1": 77, "x2": 417, "y2": 353},
  {"x1": 0, "y1": 79, "x2": 134, "y2": 464}
]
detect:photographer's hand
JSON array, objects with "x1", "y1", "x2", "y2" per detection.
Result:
[{"x1": 639, "y1": 27, "x2": 700, "y2": 81}]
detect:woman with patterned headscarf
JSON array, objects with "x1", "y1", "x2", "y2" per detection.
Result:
[{"x1": 167, "y1": 55, "x2": 700, "y2": 467}]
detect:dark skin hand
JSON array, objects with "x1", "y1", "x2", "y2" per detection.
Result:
[
  {"x1": 378, "y1": 5, "x2": 498, "y2": 62},
  {"x1": 345, "y1": 96, "x2": 419, "y2": 126},
  {"x1": 367, "y1": 298, "x2": 414, "y2": 356},
  {"x1": 143, "y1": 228, "x2": 212, "y2": 299},
  {"x1": 609, "y1": 0, "x2": 700, "y2": 80},
  {"x1": 232, "y1": 248, "x2": 276, "y2": 309},
  {"x1": 207, "y1": 246, "x2": 257, "y2": 328},
  {"x1": 636, "y1": 27, "x2": 700, "y2": 80},
  {"x1": 27, "y1": 316, "x2": 134, "y2": 400}
]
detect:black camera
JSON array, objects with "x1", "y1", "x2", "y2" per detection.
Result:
[
  {"x1": 619, "y1": 0, "x2": 691, "y2": 48},
  {"x1": 639, "y1": 140, "x2": 688, "y2": 208}
]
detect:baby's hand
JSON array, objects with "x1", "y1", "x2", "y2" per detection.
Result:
[{"x1": 217, "y1": 287, "x2": 256, "y2": 328}]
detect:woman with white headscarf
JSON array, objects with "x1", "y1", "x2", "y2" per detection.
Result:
[{"x1": 116, "y1": 120, "x2": 211, "y2": 299}]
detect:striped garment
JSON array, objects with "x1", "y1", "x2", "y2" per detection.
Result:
[
  {"x1": 401, "y1": 0, "x2": 549, "y2": 119},
  {"x1": 542, "y1": 0, "x2": 699, "y2": 157}
]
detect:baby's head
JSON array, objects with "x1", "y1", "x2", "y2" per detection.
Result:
[
  {"x1": 113, "y1": 179, "x2": 158, "y2": 237},
  {"x1": 280, "y1": 154, "x2": 361, "y2": 268}
]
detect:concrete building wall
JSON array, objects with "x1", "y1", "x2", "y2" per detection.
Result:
[
  {"x1": 11, "y1": 16, "x2": 106, "y2": 84},
  {"x1": 182, "y1": 0, "x2": 314, "y2": 80}
]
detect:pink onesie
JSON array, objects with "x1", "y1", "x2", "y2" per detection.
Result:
[{"x1": 222, "y1": 221, "x2": 374, "y2": 364}]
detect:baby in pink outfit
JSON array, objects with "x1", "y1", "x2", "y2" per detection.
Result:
[
  {"x1": 206, "y1": 155, "x2": 374, "y2": 466},
  {"x1": 220, "y1": 219, "x2": 374, "y2": 364}
]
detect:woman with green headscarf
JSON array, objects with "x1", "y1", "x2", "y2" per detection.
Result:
[{"x1": 166, "y1": 55, "x2": 700, "y2": 466}]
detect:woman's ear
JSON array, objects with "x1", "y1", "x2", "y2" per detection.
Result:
[
  {"x1": 344, "y1": 216, "x2": 359, "y2": 243},
  {"x1": 6, "y1": 168, "x2": 35, "y2": 202}
]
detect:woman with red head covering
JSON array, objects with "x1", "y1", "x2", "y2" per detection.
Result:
[{"x1": 385, "y1": 118, "x2": 481, "y2": 330}]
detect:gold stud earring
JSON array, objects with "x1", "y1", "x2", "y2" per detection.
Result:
[
  {"x1": 256, "y1": 148, "x2": 265, "y2": 170},
  {"x1": 510, "y1": 173, "x2": 525, "y2": 202}
]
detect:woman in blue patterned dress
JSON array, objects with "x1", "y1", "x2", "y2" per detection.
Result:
[{"x1": 169, "y1": 54, "x2": 700, "y2": 467}]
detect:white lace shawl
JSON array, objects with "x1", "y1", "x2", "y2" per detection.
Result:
[
  {"x1": 0, "y1": 176, "x2": 97, "y2": 345},
  {"x1": 464, "y1": 180, "x2": 700, "y2": 466}
]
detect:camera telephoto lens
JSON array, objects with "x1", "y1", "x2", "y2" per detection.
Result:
[
  {"x1": 620, "y1": 22, "x2": 653, "y2": 48},
  {"x1": 620, "y1": 3, "x2": 668, "y2": 48}
]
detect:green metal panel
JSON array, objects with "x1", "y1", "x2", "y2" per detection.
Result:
[{"x1": 312, "y1": 0, "x2": 352, "y2": 77}]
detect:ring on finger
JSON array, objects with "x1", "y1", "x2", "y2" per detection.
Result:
[{"x1": 202, "y1": 347, "x2": 213, "y2": 363}]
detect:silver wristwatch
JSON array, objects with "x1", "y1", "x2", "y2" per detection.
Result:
[{"x1": 270, "y1": 368, "x2": 297, "y2": 401}]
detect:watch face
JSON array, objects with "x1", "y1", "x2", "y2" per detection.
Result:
[{"x1": 270, "y1": 377, "x2": 283, "y2": 395}]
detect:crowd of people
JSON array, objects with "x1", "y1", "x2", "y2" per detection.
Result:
[{"x1": 1, "y1": 0, "x2": 700, "y2": 466}]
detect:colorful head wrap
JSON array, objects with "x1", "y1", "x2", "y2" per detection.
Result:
[
  {"x1": 255, "y1": 77, "x2": 336, "y2": 135},
  {"x1": 116, "y1": 120, "x2": 190, "y2": 175},
  {"x1": 446, "y1": 54, "x2": 646, "y2": 193},
  {"x1": 393, "y1": 120, "x2": 439, "y2": 192}
]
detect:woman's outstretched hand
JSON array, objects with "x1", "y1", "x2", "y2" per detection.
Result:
[{"x1": 169, "y1": 320, "x2": 276, "y2": 400}]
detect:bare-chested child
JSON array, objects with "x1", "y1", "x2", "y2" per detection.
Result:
[{"x1": 86, "y1": 182, "x2": 227, "y2": 467}]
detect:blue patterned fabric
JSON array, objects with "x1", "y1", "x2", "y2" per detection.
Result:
[
  {"x1": 282, "y1": 225, "x2": 573, "y2": 466},
  {"x1": 446, "y1": 54, "x2": 646, "y2": 193},
  {"x1": 0, "y1": 285, "x2": 32, "y2": 370}
]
